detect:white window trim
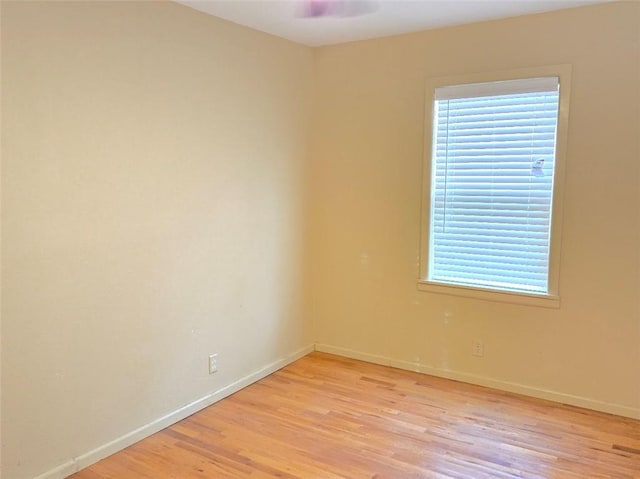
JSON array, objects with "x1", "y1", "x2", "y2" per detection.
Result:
[{"x1": 418, "y1": 65, "x2": 572, "y2": 309}]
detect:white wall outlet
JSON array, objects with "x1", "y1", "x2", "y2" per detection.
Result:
[
  {"x1": 208, "y1": 353, "x2": 218, "y2": 374},
  {"x1": 472, "y1": 339, "x2": 484, "y2": 357}
]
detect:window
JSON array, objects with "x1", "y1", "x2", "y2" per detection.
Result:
[{"x1": 419, "y1": 66, "x2": 571, "y2": 307}]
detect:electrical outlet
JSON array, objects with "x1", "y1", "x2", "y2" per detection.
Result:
[
  {"x1": 472, "y1": 339, "x2": 484, "y2": 357},
  {"x1": 208, "y1": 353, "x2": 218, "y2": 374}
]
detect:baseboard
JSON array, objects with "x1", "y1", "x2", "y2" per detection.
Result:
[
  {"x1": 314, "y1": 343, "x2": 640, "y2": 420},
  {"x1": 33, "y1": 344, "x2": 315, "y2": 479},
  {"x1": 31, "y1": 341, "x2": 639, "y2": 479}
]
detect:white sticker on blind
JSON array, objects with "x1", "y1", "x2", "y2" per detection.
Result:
[{"x1": 429, "y1": 79, "x2": 560, "y2": 294}]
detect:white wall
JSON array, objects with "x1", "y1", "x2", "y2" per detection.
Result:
[
  {"x1": 309, "y1": 1, "x2": 640, "y2": 418},
  {"x1": 1, "y1": 2, "x2": 313, "y2": 478}
]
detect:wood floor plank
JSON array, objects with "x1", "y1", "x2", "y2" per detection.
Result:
[{"x1": 70, "y1": 352, "x2": 640, "y2": 478}]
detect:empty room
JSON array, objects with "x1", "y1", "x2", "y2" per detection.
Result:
[{"x1": 1, "y1": 0, "x2": 639, "y2": 478}]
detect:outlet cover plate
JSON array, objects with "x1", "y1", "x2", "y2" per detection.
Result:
[
  {"x1": 472, "y1": 340, "x2": 484, "y2": 357},
  {"x1": 209, "y1": 353, "x2": 218, "y2": 374}
]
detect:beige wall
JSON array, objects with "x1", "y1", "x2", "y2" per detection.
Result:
[
  {"x1": 2, "y1": 1, "x2": 640, "y2": 478},
  {"x1": 1, "y1": 2, "x2": 313, "y2": 478},
  {"x1": 310, "y1": 1, "x2": 640, "y2": 417},
  {"x1": 0, "y1": 2, "x2": 3, "y2": 472}
]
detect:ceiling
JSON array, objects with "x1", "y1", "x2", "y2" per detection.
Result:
[{"x1": 175, "y1": 0, "x2": 613, "y2": 47}]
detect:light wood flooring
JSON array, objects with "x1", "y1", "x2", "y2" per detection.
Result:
[{"x1": 70, "y1": 352, "x2": 640, "y2": 478}]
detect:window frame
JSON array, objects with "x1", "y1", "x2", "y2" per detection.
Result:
[{"x1": 418, "y1": 65, "x2": 572, "y2": 308}]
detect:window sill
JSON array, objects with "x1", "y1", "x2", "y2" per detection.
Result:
[{"x1": 417, "y1": 280, "x2": 560, "y2": 309}]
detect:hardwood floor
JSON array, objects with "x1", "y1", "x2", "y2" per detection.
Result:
[{"x1": 70, "y1": 352, "x2": 640, "y2": 478}]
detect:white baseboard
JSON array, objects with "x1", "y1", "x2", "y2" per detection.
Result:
[
  {"x1": 31, "y1": 341, "x2": 638, "y2": 479},
  {"x1": 314, "y1": 343, "x2": 640, "y2": 420},
  {"x1": 34, "y1": 344, "x2": 315, "y2": 479}
]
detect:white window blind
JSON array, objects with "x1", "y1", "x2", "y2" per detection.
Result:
[{"x1": 428, "y1": 77, "x2": 560, "y2": 294}]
